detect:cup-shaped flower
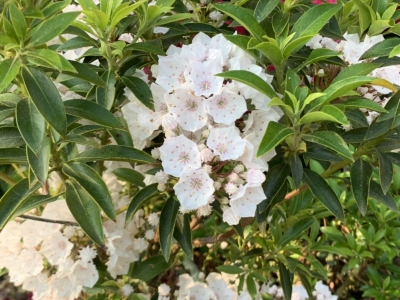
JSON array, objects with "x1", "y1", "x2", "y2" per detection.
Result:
[
  {"x1": 207, "y1": 127, "x2": 246, "y2": 161},
  {"x1": 159, "y1": 135, "x2": 201, "y2": 177},
  {"x1": 174, "y1": 169, "x2": 215, "y2": 210}
]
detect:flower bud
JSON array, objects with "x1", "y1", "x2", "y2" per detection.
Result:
[
  {"x1": 200, "y1": 148, "x2": 215, "y2": 163},
  {"x1": 224, "y1": 182, "x2": 238, "y2": 195},
  {"x1": 151, "y1": 148, "x2": 160, "y2": 159},
  {"x1": 246, "y1": 168, "x2": 266, "y2": 187}
]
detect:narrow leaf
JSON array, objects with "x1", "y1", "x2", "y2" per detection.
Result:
[
  {"x1": 0, "y1": 59, "x2": 21, "y2": 92},
  {"x1": 302, "y1": 131, "x2": 353, "y2": 161},
  {"x1": 22, "y1": 67, "x2": 66, "y2": 136},
  {"x1": 278, "y1": 217, "x2": 315, "y2": 248},
  {"x1": 12, "y1": 194, "x2": 59, "y2": 218},
  {"x1": 64, "y1": 61, "x2": 106, "y2": 86},
  {"x1": 65, "y1": 178, "x2": 105, "y2": 246},
  {"x1": 125, "y1": 184, "x2": 159, "y2": 224},
  {"x1": 121, "y1": 77, "x2": 153, "y2": 110},
  {"x1": 96, "y1": 71, "x2": 116, "y2": 110},
  {"x1": 290, "y1": 155, "x2": 303, "y2": 188},
  {"x1": 63, "y1": 162, "x2": 116, "y2": 221},
  {"x1": 376, "y1": 151, "x2": 393, "y2": 195},
  {"x1": 332, "y1": 63, "x2": 381, "y2": 84},
  {"x1": 71, "y1": 145, "x2": 156, "y2": 164},
  {"x1": 173, "y1": 214, "x2": 193, "y2": 258},
  {"x1": 279, "y1": 262, "x2": 293, "y2": 300},
  {"x1": 254, "y1": 0, "x2": 280, "y2": 22},
  {"x1": 340, "y1": 98, "x2": 387, "y2": 113},
  {"x1": 350, "y1": 159, "x2": 372, "y2": 216},
  {"x1": 0, "y1": 148, "x2": 27, "y2": 164},
  {"x1": 159, "y1": 196, "x2": 180, "y2": 261},
  {"x1": 9, "y1": 3, "x2": 27, "y2": 41},
  {"x1": 303, "y1": 169, "x2": 345, "y2": 222},
  {"x1": 257, "y1": 122, "x2": 293, "y2": 157},
  {"x1": 360, "y1": 38, "x2": 400, "y2": 60},
  {"x1": 113, "y1": 168, "x2": 145, "y2": 187},
  {"x1": 0, "y1": 127, "x2": 24, "y2": 148},
  {"x1": 130, "y1": 255, "x2": 170, "y2": 281},
  {"x1": 27, "y1": 136, "x2": 51, "y2": 185}
]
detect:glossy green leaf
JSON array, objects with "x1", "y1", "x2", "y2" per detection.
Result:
[
  {"x1": 254, "y1": 0, "x2": 280, "y2": 22},
  {"x1": 302, "y1": 131, "x2": 353, "y2": 161},
  {"x1": 22, "y1": 67, "x2": 66, "y2": 136},
  {"x1": 63, "y1": 162, "x2": 116, "y2": 221},
  {"x1": 64, "y1": 99, "x2": 124, "y2": 129},
  {"x1": 160, "y1": 196, "x2": 180, "y2": 261},
  {"x1": 290, "y1": 155, "x2": 303, "y2": 188},
  {"x1": 0, "y1": 94, "x2": 21, "y2": 107},
  {"x1": 250, "y1": 42, "x2": 283, "y2": 66},
  {"x1": 364, "y1": 118, "x2": 393, "y2": 141},
  {"x1": 112, "y1": 168, "x2": 145, "y2": 187},
  {"x1": 108, "y1": 127, "x2": 133, "y2": 147},
  {"x1": 353, "y1": 0, "x2": 374, "y2": 34},
  {"x1": 96, "y1": 71, "x2": 115, "y2": 111},
  {"x1": 332, "y1": 63, "x2": 381, "y2": 84},
  {"x1": 366, "y1": 266, "x2": 382, "y2": 289},
  {"x1": 283, "y1": 35, "x2": 315, "y2": 58},
  {"x1": 296, "y1": 49, "x2": 341, "y2": 71},
  {"x1": 216, "y1": 265, "x2": 244, "y2": 274},
  {"x1": 71, "y1": 145, "x2": 156, "y2": 164},
  {"x1": 360, "y1": 38, "x2": 400, "y2": 59},
  {"x1": 65, "y1": 178, "x2": 105, "y2": 246},
  {"x1": 63, "y1": 134, "x2": 101, "y2": 148},
  {"x1": 216, "y1": 70, "x2": 278, "y2": 100},
  {"x1": 27, "y1": 49, "x2": 63, "y2": 70},
  {"x1": 0, "y1": 148, "x2": 27, "y2": 164},
  {"x1": 279, "y1": 262, "x2": 293, "y2": 300},
  {"x1": 64, "y1": 61, "x2": 106, "y2": 86},
  {"x1": 125, "y1": 183, "x2": 159, "y2": 224},
  {"x1": 130, "y1": 255, "x2": 171, "y2": 281},
  {"x1": 246, "y1": 275, "x2": 257, "y2": 299},
  {"x1": 23, "y1": 7, "x2": 44, "y2": 19},
  {"x1": 155, "y1": 13, "x2": 193, "y2": 26},
  {"x1": 340, "y1": 98, "x2": 387, "y2": 113},
  {"x1": 78, "y1": 0, "x2": 98, "y2": 10},
  {"x1": 257, "y1": 121, "x2": 293, "y2": 157},
  {"x1": 0, "y1": 59, "x2": 21, "y2": 93},
  {"x1": 0, "y1": 127, "x2": 24, "y2": 148},
  {"x1": 212, "y1": 3, "x2": 265, "y2": 41},
  {"x1": 173, "y1": 214, "x2": 193, "y2": 258},
  {"x1": 30, "y1": 12, "x2": 80, "y2": 46},
  {"x1": 57, "y1": 37, "x2": 95, "y2": 51},
  {"x1": 125, "y1": 40, "x2": 165, "y2": 55},
  {"x1": 278, "y1": 217, "x2": 315, "y2": 248},
  {"x1": 290, "y1": 4, "x2": 341, "y2": 39},
  {"x1": 16, "y1": 97, "x2": 45, "y2": 154},
  {"x1": 303, "y1": 169, "x2": 345, "y2": 222},
  {"x1": 12, "y1": 194, "x2": 59, "y2": 218},
  {"x1": 376, "y1": 151, "x2": 393, "y2": 195},
  {"x1": 300, "y1": 107, "x2": 348, "y2": 125},
  {"x1": 350, "y1": 159, "x2": 372, "y2": 216},
  {"x1": 0, "y1": 179, "x2": 41, "y2": 228},
  {"x1": 121, "y1": 77, "x2": 153, "y2": 110},
  {"x1": 9, "y1": 3, "x2": 27, "y2": 41},
  {"x1": 0, "y1": 107, "x2": 14, "y2": 122},
  {"x1": 58, "y1": 55, "x2": 78, "y2": 73},
  {"x1": 27, "y1": 135, "x2": 51, "y2": 185},
  {"x1": 110, "y1": 0, "x2": 147, "y2": 28}
]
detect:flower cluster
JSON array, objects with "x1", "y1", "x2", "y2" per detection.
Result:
[{"x1": 122, "y1": 33, "x2": 281, "y2": 224}]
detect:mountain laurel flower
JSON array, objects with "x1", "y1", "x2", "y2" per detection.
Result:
[
  {"x1": 200, "y1": 147, "x2": 215, "y2": 163},
  {"x1": 159, "y1": 135, "x2": 201, "y2": 177},
  {"x1": 121, "y1": 284, "x2": 134, "y2": 297},
  {"x1": 207, "y1": 127, "x2": 246, "y2": 161},
  {"x1": 174, "y1": 169, "x2": 215, "y2": 210},
  {"x1": 155, "y1": 170, "x2": 169, "y2": 185},
  {"x1": 224, "y1": 182, "x2": 238, "y2": 195},
  {"x1": 246, "y1": 168, "x2": 266, "y2": 187},
  {"x1": 227, "y1": 172, "x2": 239, "y2": 183}
]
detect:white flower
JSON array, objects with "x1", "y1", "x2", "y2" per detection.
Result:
[
  {"x1": 205, "y1": 87, "x2": 247, "y2": 125},
  {"x1": 148, "y1": 213, "x2": 160, "y2": 226},
  {"x1": 207, "y1": 127, "x2": 246, "y2": 161},
  {"x1": 189, "y1": 60, "x2": 223, "y2": 97},
  {"x1": 206, "y1": 272, "x2": 238, "y2": 300},
  {"x1": 155, "y1": 170, "x2": 169, "y2": 184},
  {"x1": 225, "y1": 182, "x2": 238, "y2": 195},
  {"x1": 246, "y1": 168, "x2": 266, "y2": 187},
  {"x1": 70, "y1": 260, "x2": 99, "y2": 288},
  {"x1": 121, "y1": 284, "x2": 134, "y2": 297},
  {"x1": 222, "y1": 207, "x2": 241, "y2": 225},
  {"x1": 78, "y1": 246, "x2": 97, "y2": 265},
  {"x1": 197, "y1": 204, "x2": 213, "y2": 217},
  {"x1": 230, "y1": 185, "x2": 266, "y2": 218},
  {"x1": 152, "y1": 148, "x2": 161, "y2": 159},
  {"x1": 145, "y1": 229, "x2": 155, "y2": 240},
  {"x1": 159, "y1": 283, "x2": 171, "y2": 296},
  {"x1": 39, "y1": 231, "x2": 73, "y2": 265},
  {"x1": 159, "y1": 135, "x2": 202, "y2": 177},
  {"x1": 200, "y1": 147, "x2": 215, "y2": 163},
  {"x1": 166, "y1": 88, "x2": 208, "y2": 132},
  {"x1": 156, "y1": 53, "x2": 188, "y2": 92},
  {"x1": 174, "y1": 169, "x2": 215, "y2": 210}
]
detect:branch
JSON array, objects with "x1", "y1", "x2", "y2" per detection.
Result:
[
  {"x1": 0, "y1": 171, "x2": 17, "y2": 185},
  {"x1": 18, "y1": 214, "x2": 79, "y2": 226}
]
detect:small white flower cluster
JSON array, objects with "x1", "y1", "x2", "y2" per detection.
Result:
[
  {"x1": 122, "y1": 32, "x2": 281, "y2": 224},
  {"x1": 0, "y1": 201, "x2": 98, "y2": 300}
]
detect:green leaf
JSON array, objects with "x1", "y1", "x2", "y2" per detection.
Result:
[
  {"x1": 303, "y1": 169, "x2": 345, "y2": 222},
  {"x1": 290, "y1": 4, "x2": 341, "y2": 39},
  {"x1": 332, "y1": 63, "x2": 381, "y2": 84},
  {"x1": 216, "y1": 70, "x2": 278, "y2": 100},
  {"x1": 312, "y1": 245, "x2": 354, "y2": 256},
  {"x1": 9, "y1": 3, "x2": 27, "y2": 41},
  {"x1": 23, "y1": 7, "x2": 44, "y2": 19},
  {"x1": 259, "y1": 163, "x2": 290, "y2": 212},
  {"x1": 299, "y1": 106, "x2": 348, "y2": 125},
  {"x1": 279, "y1": 262, "x2": 293, "y2": 300},
  {"x1": 283, "y1": 35, "x2": 315, "y2": 58},
  {"x1": 125, "y1": 40, "x2": 166, "y2": 55},
  {"x1": 110, "y1": 0, "x2": 147, "y2": 27},
  {"x1": 350, "y1": 159, "x2": 372, "y2": 216},
  {"x1": 121, "y1": 77, "x2": 153, "y2": 110},
  {"x1": 250, "y1": 41, "x2": 283, "y2": 66},
  {"x1": 57, "y1": 36, "x2": 96, "y2": 51},
  {"x1": 112, "y1": 168, "x2": 145, "y2": 187},
  {"x1": 364, "y1": 118, "x2": 393, "y2": 141},
  {"x1": 65, "y1": 178, "x2": 105, "y2": 246},
  {"x1": 58, "y1": 55, "x2": 78, "y2": 73},
  {"x1": 0, "y1": 59, "x2": 21, "y2": 93},
  {"x1": 223, "y1": 35, "x2": 259, "y2": 62},
  {"x1": 159, "y1": 196, "x2": 180, "y2": 261},
  {"x1": 0, "y1": 127, "x2": 24, "y2": 148},
  {"x1": 353, "y1": 0, "x2": 374, "y2": 34},
  {"x1": 173, "y1": 214, "x2": 193, "y2": 258},
  {"x1": 27, "y1": 49, "x2": 63, "y2": 70},
  {"x1": 278, "y1": 217, "x2": 315, "y2": 248},
  {"x1": 64, "y1": 99, "x2": 123, "y2": 129},
  {"x1": 130, "y1": 255, "x2": 171, "y2": 281},
  {"x1": 246, "y1": 275, "x2": 257, "y2": 299},
  {"x1": 22, "y1": 67, "x2": 66, "y2": 136},
  {"x1": 257, "y1": 122, "x2": 293, "y2": 157},
  {"x1": 0, "y1": 148, "x2": 27, "y2": 164},
  {"x1": 290, "y1": 155, "x2": 303, "y2": 188},
  {"x1": 27, "y1": 136, "x2": 51, "y2": 185},
  {"x1": 0, "y1": 94, "x2": 21, "y2": 107},
  {"x1": 389, "y1": 44, "x2": 400, "y2": 58},
  {"x1": 78, "y1": 0, "x2": 98, "y2": 10},
  {"x1": 63, "y1": 162, "x2": 116, "y2": 221},
  {"x1": 0, "y1": 179, "x2": 41, "y2": 228},
  {"x1": 216, "y1": 265, "x2": 244, "y2": 275},
  {"x1": 155, "y1": 13, "x2": 193, "y2": 26},
  {"x1": 254, "y1": 0, "x2": 280, "y2": 22},
  {"x1": 212, "y1": 3, "x2": 265, "y2": 41},
  {"x1": 30, "y1": 12, "x2": 80, "y2": 46},
  {"x1": 16, "y1": 98, "x2": 46, "y2": 155},
  {"x1": 64, "y1": 61, "x2": 106, "y2": 86},
  {"x1": 376, "y1": 151, "x2": 393, "y2": 195},
  {"x1": 302, "y1": 131, "x2": 353, "y2": 161},
  {"x1": 12, "y1": 194, "x2": 59, "y2": 218},
  {"x1": 360, "y1": 38, "x2": 400, "y2": 60},
  {"x1": 339, "y1": 98, "x2": 388, "y2": 113},
  {"x1": 71, "y1": 145, "x2": 156, "y2": 164},
  {"x1": 367, "y1": 266, "x2": 382, "y2": 288},
  {"x1": 125, "y1": 183, "x2": 159, "y2": 224}
]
